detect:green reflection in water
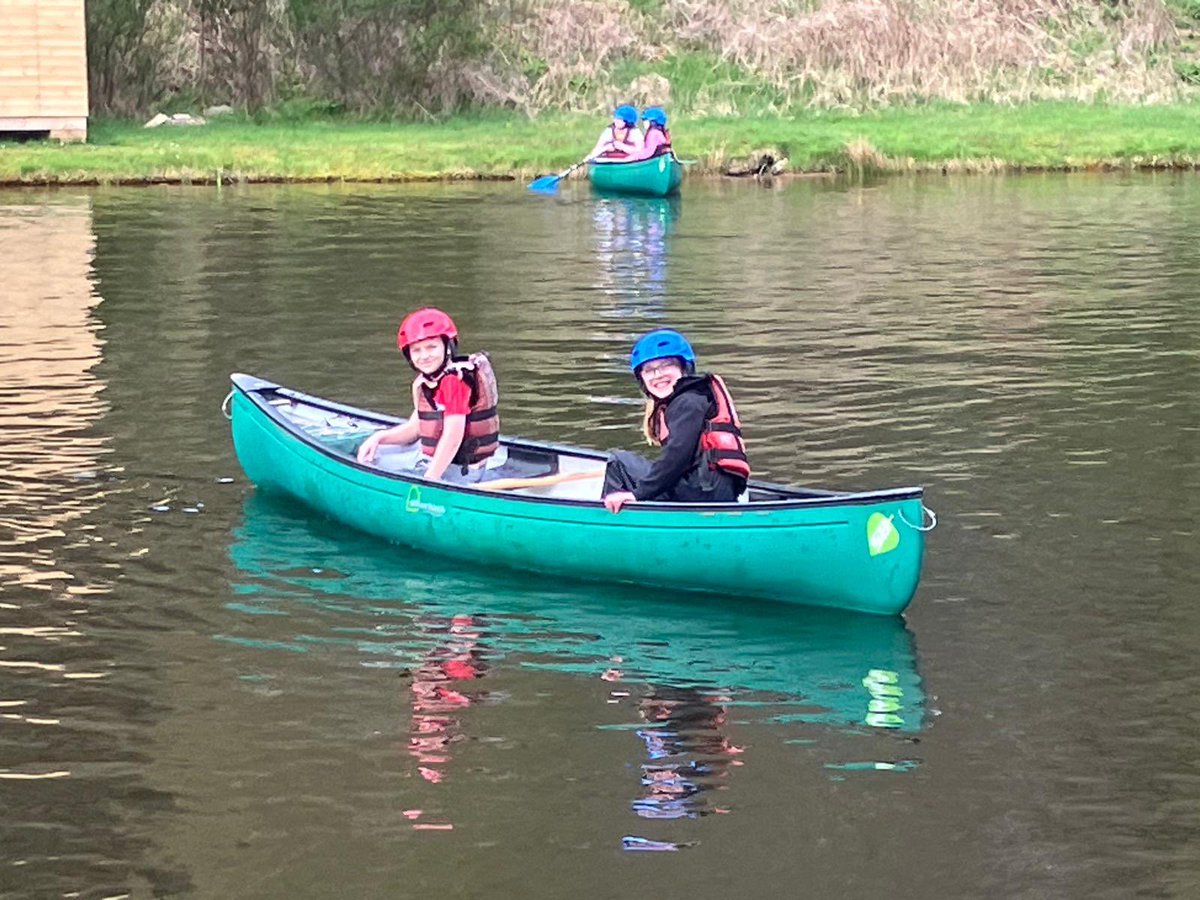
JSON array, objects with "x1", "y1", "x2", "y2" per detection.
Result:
[{"x1": 225, "y1": 492, "x2": 926, "y2": 732}]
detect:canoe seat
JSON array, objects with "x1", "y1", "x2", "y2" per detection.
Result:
[{"x1": 486, "y1": 447, "x2": 556, "y2": 481}]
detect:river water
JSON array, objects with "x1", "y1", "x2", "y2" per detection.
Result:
[{"x1": 2, "y1": 175, "x2": 1198, "y2": 898}]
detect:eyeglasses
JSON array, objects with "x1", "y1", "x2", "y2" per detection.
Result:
[{"x1": 640, "y1": 360, "x2": 681, "y2": 378}]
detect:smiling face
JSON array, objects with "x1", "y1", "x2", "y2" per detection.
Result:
[
  {"x1": 639, "y1": 357, "x2": 684, "y2": 399},
  {"x1": 408, "y1": 336, "x2": 447, "y2": 375}
]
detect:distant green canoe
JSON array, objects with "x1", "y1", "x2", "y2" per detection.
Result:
[
  {"x1": 589, "y1": 154, "x2": 683, "y2": 197},
  {"x1": 226, "y1": 373, "x2": 934, "y2": 615}
]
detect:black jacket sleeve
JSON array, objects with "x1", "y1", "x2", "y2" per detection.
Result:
[{"x1": 632, "y1": 391, "x2": 709, "y2": 501}]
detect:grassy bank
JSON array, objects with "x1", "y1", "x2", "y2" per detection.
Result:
[{"x1": 4, "y1": 103, "x2": 1200, "y2": 186}]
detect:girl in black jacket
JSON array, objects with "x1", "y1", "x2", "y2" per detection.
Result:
[{"x1": 603, "y1": 330, "x2": 750, "y2": 513}]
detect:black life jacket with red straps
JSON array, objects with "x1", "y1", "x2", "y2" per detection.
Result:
[
  {"x1": 597, "y1": 124, "x2": 637, "y2": 159},
  {"x1": 651, "y1": 374, "x2": 751, "y2": 481},
  {"x1": 415, "y1": 352, "x2": 500, "y2": 466}
]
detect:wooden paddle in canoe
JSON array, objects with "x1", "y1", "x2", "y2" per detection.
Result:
[{"x1": 481, "y1": 470, "x2": 605, "y2": 492}]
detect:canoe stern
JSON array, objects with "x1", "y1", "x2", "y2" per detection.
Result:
[{"x1": 589, "y1": 155, "x2": 682, "y2": 197}]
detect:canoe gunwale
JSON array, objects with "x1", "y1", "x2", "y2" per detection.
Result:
[
  {"x1": 231, "y1": 373, "x2": 924, "y2": 512},
  {"x1": 588, "y1": 154, "x2": 672, "y2": 169}
]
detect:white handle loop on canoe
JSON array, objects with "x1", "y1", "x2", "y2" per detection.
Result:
[
  {"x1": 898, "y1": 504, "x2": 937, "y2": 532},
  {"x1": 221, "y1": 390, "x2": 234, "y2": 420}
]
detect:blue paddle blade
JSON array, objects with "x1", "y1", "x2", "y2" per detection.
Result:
[{"x1": 527, "y1": 174, "x2": 562, "y2": 193}]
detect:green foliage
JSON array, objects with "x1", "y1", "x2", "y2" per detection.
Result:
[
  {"x1": 283, "y1": 0, "x2": 489, "y2": 114},
  {"x1": 257, "y1": 94, "x2": 345, "y2": 121},
  {"x1": 613, "y1": 52, "x2": 789, "y2": 115},
  {"x1": 1069, "y1": 29, "x2": 1108, "y2": 58},
  {"x1": 519, "y1": 50, "x2": 549, "y2": 83},
  {"x1": 626, "y1": 0, "x2": 664, "y2": 16},
  {"x1": 85, "y1": 0, "x2": 492, "y2": 116},
  {"x1": 80, "y1": 0, "x2": 1200, "y2": 118},
  {"x1": 156, "y1": 88, "x2": 206, "y2": 116},
  {"x1": 85, "y1": 0, "x2": 162, "y2": 114},
  {"x1": 1165, "y1": 0, "x2": 1200, "y2": 21},
  {"x1": 1176, "y1": 60, "x2": 1200, "y2": 83}
]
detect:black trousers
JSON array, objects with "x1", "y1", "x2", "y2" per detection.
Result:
[{"x1": 603, "y1": 449, "x2": 743, "y2": 503}]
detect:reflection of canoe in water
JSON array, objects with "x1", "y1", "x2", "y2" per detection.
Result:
[
  {"x1": 228, "y1": 492, "x2": 926, "y2": 731},
  {"x1": 227, "y1": 373, "x2": 931, "y2": 615},
  {"x1": 589, "y1": 155, "x2": 683, "y2": 197}
]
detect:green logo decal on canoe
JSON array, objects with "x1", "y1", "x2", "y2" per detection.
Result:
[
  {"x1": 405, "y1": 485, "x2": 445, "y2": 518},
  {"x1": 867, "y1": 513, "x2": 899, "y2": 556}
]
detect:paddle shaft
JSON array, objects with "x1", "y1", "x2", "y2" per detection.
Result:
[
  {"x1": 482, "y1": 469, "x2": 604, "y2": 492},
  {"x1": 560, "y1": 158, "x2": 589, "y2": 179},
  {"x1": 528, "y1": 157, "x2": 591, "y2": 191}
]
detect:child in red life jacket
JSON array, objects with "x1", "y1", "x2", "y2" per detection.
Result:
[
  {"x1": 588, "y1": 104, "x2": 644, "y2": 162},
  {"x1": 602, "y1": 329, "x2": 750, "y2": 513},
  {"x1": 356, "y1": 307, "x2": 501, "y2": 484}
]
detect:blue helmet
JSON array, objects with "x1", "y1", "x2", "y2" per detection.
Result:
[
  {"x1": 630, "y1": 329, "x2": 695, "y2": 374},
  {"x1": 641, "y1": 107, "x2": 668, "y2": 127},
  {"x1": 614, "y1": 104, "x2": 638, "y2": 126}
]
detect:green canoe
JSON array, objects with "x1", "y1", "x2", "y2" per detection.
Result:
[
  {"x1": 589, "y1": 154, "x2": 683, "y2": 197},
  {"x1": 226, "y1": 373, "x2": 934, "y2": 615}
]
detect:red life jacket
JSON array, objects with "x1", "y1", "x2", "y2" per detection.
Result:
[
  {"x1": 651, "y1": 374, "x2": 751, "y2": 480},
  {"x1": 415, "y1": 352, "x2": 500, "y2": 466},
  {"x1": 597, "y1": 124, "x2": 637, "y2": 159}
]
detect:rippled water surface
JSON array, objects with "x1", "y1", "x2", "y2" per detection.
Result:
[{"x1": 2, "y1": 175, "x2": 1199, "y2": 898}]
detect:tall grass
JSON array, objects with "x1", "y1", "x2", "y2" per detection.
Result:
[
  {"x1": 653, "y1": 0, "x2": 1180, "y2": 107},
  {"x1": 484, "y1": 0, "x2": 1185, "y2": 112},
  {"x1": 86, "y1": 0, "x2": 1191, "y2": 116},
  {"x1": 588, "y1": 0, "x2": 1182, "y2": 110}
]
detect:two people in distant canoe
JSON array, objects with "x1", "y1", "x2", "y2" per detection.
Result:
[
  {"x1": 356, "y1": 307, "x2": 501, "y2": 484},
  {"x1": 588, "y1": 104, "x2": 673, "y2": 163},
  {"x1": 601, "y1": 329, "x2": 750, "y2": 513}
]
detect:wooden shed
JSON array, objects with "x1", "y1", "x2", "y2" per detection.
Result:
[{"x1": 0, "y1": 0, "x2": 88, "y2": 141}]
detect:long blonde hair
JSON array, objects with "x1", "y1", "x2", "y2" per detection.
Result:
[{"x1": 642, "y1": 398, "x2": 663, "y2": 446}]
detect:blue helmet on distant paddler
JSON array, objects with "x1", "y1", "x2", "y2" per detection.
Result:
[
  {"x1": 614, "y1": 104, "x2": 638, "y2": 126},
  {"x1": 641, "y1": 107, "x2": 668, "y2": 128},
  {"x1": 630, "y1": 329, "x2": 696, "y2": 377}
]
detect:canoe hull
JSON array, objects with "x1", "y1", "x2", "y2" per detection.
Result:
[
  {"x1": 589, "y1": 155, "x2": 683, "y2": 197},
  {"x1": 229, "y1": 376, "x2": 928, "y2": 615}
]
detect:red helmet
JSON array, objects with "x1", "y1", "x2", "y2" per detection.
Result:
[{"x1": 397, "y1": 307, "x2": 458, "y2": 351}]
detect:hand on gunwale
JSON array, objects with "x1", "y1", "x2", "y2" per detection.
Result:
[
  {"x1": 357, "y1": 435, "x2": 380, "y2": 464},
  {"x1": 603, "y1": 491, "x2": 636, "y2": 514}
]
